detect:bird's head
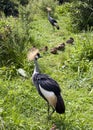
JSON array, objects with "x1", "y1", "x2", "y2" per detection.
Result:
[
  {"x1": 46, "y1": 7, "x2": 51, "y2": 12},
  {"x1": 34, "y1": 53, "x2": 41, "y2": 60},
  {"x1": 27, "y1": 47, "x2": 41, "y2": 61},
  {"x1": 70, "y1": 37, "x2": 74, "y2": 41}
]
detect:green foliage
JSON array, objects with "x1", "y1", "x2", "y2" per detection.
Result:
[
  {"x1": 55, "y1": 3, "x2": 74, "y2": 32},
  {"x1": 70, "y1": 1, "x2": 93, "y2": 31},
  {"x1": 18, "y1": 0, "x2": 29, "y2": 6},
  {"x1": 0, "y1": 66, "x2": 16, "y2": 80},
  {"x1": 56, "y1": 2, "x2": 71, "y2": 15},
  {"x1": 0, "y1": 18, "x2": 27, "y2": 67},
  {"x1": 0, "y1": 0, "x2": 19, "y2": 17},
  {"x1": 68, "y1": 33, "x2": 93, "y2": 73},
  {"x1": 0, "y1": 78, "x2": 93, "y2": 129},
  {"x1": 19, "y1": 1, "x2": 40, "y2": 21},
  {"x1": 40, "y1": 0, "x2": 57, "y2": 15}
]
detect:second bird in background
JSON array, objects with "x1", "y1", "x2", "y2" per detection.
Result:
[{"x1": 47, "y1": 7, "x2": 60, "y2": 30}]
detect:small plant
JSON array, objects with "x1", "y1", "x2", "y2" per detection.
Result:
[{"x1": 0, "y1": 65, "x2": 16, "y2": 80}]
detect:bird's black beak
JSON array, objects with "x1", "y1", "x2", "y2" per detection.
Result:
[
  {"x1": 35, "y1": 53, "x2": 42, "y2": 60},
  {"x1": 38, "y1": 53, "x2": 42, "y2": 58}
]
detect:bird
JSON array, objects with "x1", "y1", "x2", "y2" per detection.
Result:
[
  {"x1": 66, "y1": 37, "x2": 74, "y2": 45},
  {"x1": 56, "y1": 43, "x2": 65, "y2": 51},
  {"x1": 47, "y1": 7, "x2": 60, "y2": 30},
  {"x1": 31, "y1": 52, "x2": 65, "y2": 118},
  {"x1": 50, "y1": 47, "x2": 58, "y2": 54},
  {"x1": 40, "y1": 46, "x2": 48, "y2": 52}
]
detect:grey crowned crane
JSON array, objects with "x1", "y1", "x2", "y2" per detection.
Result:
[
  {"x1": 47, "y1": 7, "x2": 60, "y2": 30},
  {"x1": 28, "y1": 48, "x2": 65, "y2": 117}
]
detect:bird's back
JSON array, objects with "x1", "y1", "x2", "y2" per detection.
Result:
[
  {"x1": 48, "y1": 15, "x2": 57, "y2": 26},
  {"x1": 33, "y1": 73, "x2": 61, "y2": 94},
  {"x1": 48, "y1": 11, "x2": 60, "y2": 30}
]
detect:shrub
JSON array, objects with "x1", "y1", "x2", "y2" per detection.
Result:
[
  {"x1": 70, "y1": 1, "x2": 93, "y2": 31},
  {"x1": 68, "y1": 32, "x2": 93, "y2": 73},
  {"x1": 0, "y1": 66, "x2": 16, "y2": 80},
  {"x1": 0, "y1": 0, "x2": 19, "y2": 17},
  {"x1": 0, "y1": 17, "x2": 28, "y2": 67}
]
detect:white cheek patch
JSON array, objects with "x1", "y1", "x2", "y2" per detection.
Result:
[{"x1": 39, "y1": 85, "x2": 57, "y2": 108}]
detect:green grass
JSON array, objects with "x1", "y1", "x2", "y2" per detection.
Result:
[
  {"x1": 0, "y1": 78, "x2": 93, "y2": 130},
  {"x1": 0, "y1": 1, "x2": 93, "y2": 130}
]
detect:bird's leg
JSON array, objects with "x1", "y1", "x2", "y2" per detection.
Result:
[
  {"x1": 50, "y1": 107, "x2": 55, "y2": 116},
  {"x1": 47, "y1": 102, "x2": 50, "y2": 116},
  {"x1": 47, "y1": 103, "x2": 52, "y2": 120},
  {"x1": 47, "y1": 105, "x2": 55, "y2": 120}
]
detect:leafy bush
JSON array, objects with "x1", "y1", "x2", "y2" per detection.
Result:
[
  {"x1": 0, "y1": 66, "x2": 16, "y2": 80},
  {"x1": 56, "y1": 2, "x2": 71, "y2": 15},
  {"x1": 0, "y1": 17, "x2": 28, "y2": 67},
  {"x1": 70, "y1": 1, "x2": 93, "y2": 31},
  {"x1": 67, "y1": 32, "x2": 93, "y2": 73},
  {"x1": 55, "y1": 3, "x2": 73, "y2": 32},
  {"x1": 0, "y1": 0, "x2": 19, "y2": 17}
]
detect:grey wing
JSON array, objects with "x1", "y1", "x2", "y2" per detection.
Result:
[{"x1": 36, "y1": 74, "x2": 61, "y2": 96}]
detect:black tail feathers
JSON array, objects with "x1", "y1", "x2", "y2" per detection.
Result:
[
  {"x1": 55, "y1": 95, "x2": 65, "y2": 114},
  {"x1": 56, "y1": 25, "x2": 60, "y2": 30},
  {"x1": 54, "y1": 23, "x2": 60, "y2": 30},
  {"x1": 55, "y1": 24, "x2": 60, "y2": 30}
]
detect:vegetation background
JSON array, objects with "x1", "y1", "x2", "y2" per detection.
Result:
[{"x1": 0, "y1": 0, "x2": 93, "y2": 129}]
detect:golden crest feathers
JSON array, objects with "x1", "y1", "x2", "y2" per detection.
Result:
[
  {"x1": 46, "y1": 7, "x2": 52, "y2": 12},
  {"x1": 27, "y1": 47, "x2": 39, "y2": 61}
]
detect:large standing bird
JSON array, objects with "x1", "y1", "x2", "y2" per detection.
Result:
[
  {"x1": 47, "y1": 7, "x2": 60, "y2": 30},
  {"x1": 28, "y1": 49, "x2": 65, "y2": 117}
]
